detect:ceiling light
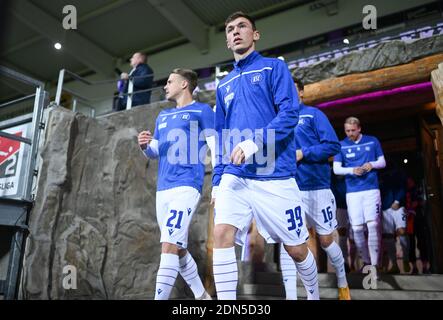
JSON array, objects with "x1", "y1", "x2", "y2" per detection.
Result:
[
  {"x1": 54, "y1": 42, "x2": 62, "y2": 50},
  {"x1": 403, "y1": 159, "x2": 408, "y2": 164}
]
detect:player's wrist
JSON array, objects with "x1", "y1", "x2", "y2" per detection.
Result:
[{"x1": 237, "y1": 139, "x2": 259, "y2": 161}]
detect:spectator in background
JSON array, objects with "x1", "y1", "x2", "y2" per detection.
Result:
[
  {"x1": 406, "y1": 177, "x2": 431, "y2": 274},
  {"x1": 380, "y1": 163, "x2": 409, "y2": 274},
  {"x1": 115, "y1": 52, "x2": 154, "y2": 111}
]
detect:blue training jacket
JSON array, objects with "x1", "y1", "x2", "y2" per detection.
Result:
[
  {"x1": 295, "y1": 104, "x2": 340, "y2": 191},
  {"x1": 213, "y1": 51, "x2": 300, "y2": 186}
]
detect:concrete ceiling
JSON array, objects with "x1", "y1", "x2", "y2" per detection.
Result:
[
  {"x1": 0, "y1": 0, "x2": 440, "y2": 102},
  {"x1": 0, "y1": 0, "x2": 310, "y2": 83}
]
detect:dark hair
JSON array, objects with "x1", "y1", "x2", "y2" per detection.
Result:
[
  {"x1": 225, "y1": 11, "x2": 256, "y2": 31},
  {"x1": 293, "y1": 76, "x2": 304, "y2": 91},
  {"x1": 172, "y1": 68, "x2": 198, "y2": 94}
]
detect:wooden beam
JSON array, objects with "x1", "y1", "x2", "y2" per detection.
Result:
[
  {"x1": 431, "y1": 62, "x2": 443, "y2": 125},
  {"x1": 303, "y1": 53, "x2": 443, "y2": 105}
]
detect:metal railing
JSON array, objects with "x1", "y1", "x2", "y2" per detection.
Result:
[
  {"x1": 55, "y1": 69, "x2": 163, "y2": 116},
  {"x1": 54, "y1": 68, "x2": 219, "y2": 117},
  {"x1": 0, "y1": 65, "x2": 48, "y2": 300},
  {"x1": 0, "y1": 66, "x2": 47, "y2": 201}
]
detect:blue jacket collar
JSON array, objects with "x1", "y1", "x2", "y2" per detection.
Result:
[{"x1": 234, "y1": 51, "x2": 261, "y2": 71}]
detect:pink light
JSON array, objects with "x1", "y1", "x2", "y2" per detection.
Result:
[{"x1": 317, "y1": 82, "x2": 433, "y2": 108}]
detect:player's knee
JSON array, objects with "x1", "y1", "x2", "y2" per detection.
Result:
[
  {"x1": 214, "y1": 224, "x2": 236, "y2": 248},
  {"x1": 396, "y1": 228, "x2": 406, "y2": 236},
  {"x1": 284, "y1": 243, "x2": 308, "y2": 262},
  {"x1": 319, "y1": 234, "x2": 333, "y2": 249},
  {"x1": 161, "y1": 242, "x2": 180, "y2": 254}
]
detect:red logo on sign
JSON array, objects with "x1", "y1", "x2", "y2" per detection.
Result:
[{"x1": 0, "y1": 131, "x2": 22, "y2": 167}]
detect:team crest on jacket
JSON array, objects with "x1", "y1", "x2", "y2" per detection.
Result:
[
  {"x1": 182, "y1": 113, "x2": 190, "y2": 120},
  {"x1": 251, "y1": 73, "x2": 262, "y2": 84}
]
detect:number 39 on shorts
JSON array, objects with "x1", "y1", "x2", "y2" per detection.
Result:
[{"x1": 286, "y1": 206, "x2": 303, "y2": 231}]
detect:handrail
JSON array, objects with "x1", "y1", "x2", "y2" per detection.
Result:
[
  {"x1": 0, "y1": 131, "x2": 32, "y2": 145},
  {"x1": 55, "y1": 68, "x2": 218, "y2": 115},
  {"x1": 0, "y1": 66, "x2": 44, "y2": 88},
  {"x1": 0, "y1": 94, "x2": 36, "y2": 109},
  {"x1": 55, "y1": 68, "x2": 159, "y2": 112}
]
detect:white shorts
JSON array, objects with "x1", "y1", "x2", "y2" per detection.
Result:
[
  {"x1": 214, "y1": 174, "x2": 309, "y2": 246},
  {"x1": 346, "y1": 189, "x2": 381, "y2": 226},
  {"x1": 301, "y1": 189, "x2": 337, "y2": 235},
  {"x1": 156, "y1": 186, "x2": 201, "y2": 249},
  {"x1": 382, "y1": 207, "x2": 407, "y2": 234}
]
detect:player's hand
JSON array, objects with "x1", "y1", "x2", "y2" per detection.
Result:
[
  {"x1": 230, "y1": 145, "x2": 245, "y2": 165},
  {"x1": 121, "y1": 72, "x2": 129, "y2": 80},
  {"x1": 353, "y1": 167, "x2": 365, "y2": 176},
  {"x1": 296, "y1": 149, "x2": 303, "y2": 162},
  {"x1": 362, "y1": 162, "x2": 373, "y2": 172},
  {"x1": 138, "y1": 130, "x2": 152, "y2": 149},
  {"x1": 391, "y1": 202, "x2": 400, "y2": 210}
]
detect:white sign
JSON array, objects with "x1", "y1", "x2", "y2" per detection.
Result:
[{"x1": 0, "y1": 123, "x2": 29, "y2": 197}]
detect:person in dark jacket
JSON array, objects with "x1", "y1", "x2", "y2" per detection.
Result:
[{"x1": 116, "y1": 52, "x2": 154, "y2": 110}]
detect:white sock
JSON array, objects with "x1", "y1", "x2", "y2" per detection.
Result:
[
  {"x1": 367, "y1": 221, "x2": 381, "y2": 266},
  {"x1": 399, "y1": 235, "x2": 410, "y2": 263},
  {"x1": 179, "y1": 252, "x2": 205, "y2": 298},
  {"x1": 383, "y1": 237, "x2": 397, "y2": 265},
  {"x1": 323, "y1": 242, "x2": 348, "y2": 288},
  {"x1": 352, "y1": 225, "x2": 370, "y2": 265},
  {"x1": 338, "y1": 235, "x2": 349, "y2": 263},
  {"x1": 155, "y1": 253, "x2": 179, "y2": 300},
  {"x1": 294, "y1": 249, "x2": 319, "y2": 300},
  {"x1": 213, "y1": 247, "x2": 238, "y2": 300},
  {"x1": 280, "y1": 243, "x2": 298, "y2": 300}
]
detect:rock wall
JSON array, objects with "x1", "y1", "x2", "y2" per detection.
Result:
[
  {"x1": 21, "y1": 102, "x2": 213, "y2": 299},
  {"x1": 293, "y1": 34, "x2": 443, "y2": 84}
]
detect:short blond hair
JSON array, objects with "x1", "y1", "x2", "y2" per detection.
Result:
[{"x1": 344, "y1": 117, "x2": 360, "y2": 127}]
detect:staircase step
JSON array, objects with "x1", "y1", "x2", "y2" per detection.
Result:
[
  {"x1": 240, "y1": 283, "x2": 443, "y2": 300},
  {"x1": 254, "y1": 272, "x2": 443, "y2": 291}
]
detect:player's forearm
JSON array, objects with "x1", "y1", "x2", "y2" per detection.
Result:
[
  {"x1": 369, "y1": 156, "x2": 386, "y2": 169},
  {"x1": 301, "y1": 142, "x2": 340, "y2": 162},
  {"x1": 333, "y1": 161, "x2": 354, "y2": 175},
  {"x1": 141, "y1": 139, "x2": 159, "y2": 159}
]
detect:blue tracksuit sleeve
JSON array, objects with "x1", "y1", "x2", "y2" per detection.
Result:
[
  {"x1": 301, "y1": 110, "x2": 341, "y2": 162},
  {"x1": 212, "y1": 91, "x2": 226, "y2": 187},
  {"x1": 254, "y1": 60, "x2": 299, "y2": 146}
]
